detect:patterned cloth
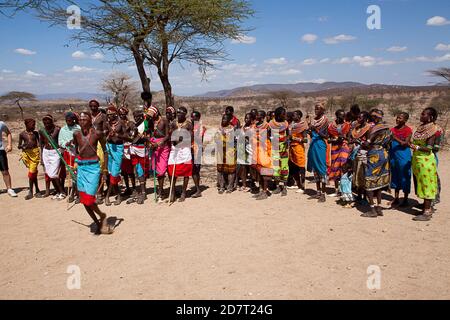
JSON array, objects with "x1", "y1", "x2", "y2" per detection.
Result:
[
  {"x1": 412, "y1": 124, "x2": 439, "y2": 200},
  {"x1": 269, "y1": 120, "x2": 289, "y2": 182},
  {"x1": 289, "y1": 121, "x2": 308, "y2": 169},
  {"x1": 252, "y1": 121, "x2": 273, "y2": 176},
  {"x1": 364, "y1": 124, "x2": 391, "y2": 191},
  {"x1": 216, "y1": 125, "x2": 237, "y2": 174},
  {"x1": 328, "y1": 121, "x2": 351, "y2": 182}
]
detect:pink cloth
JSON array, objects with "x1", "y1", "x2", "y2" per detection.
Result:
[{"x1": 150, "y1": 137, "x2": 170, "y2": 177}]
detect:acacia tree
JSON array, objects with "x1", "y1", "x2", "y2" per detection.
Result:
[
  {"x1": 428, "y1": 67, "x2": 450, "y2": 83},
  {"x1": 0, "y1": 91, "x2": 36, "y2": 119},
  {"x1": 16, "y1": 0, "x2": 253, "y2": 107},
  {"x1": 137, "y1": 0, "x2": 254, "y2": 107},
  {"x1": 101, "y1": 72, "x2": 138, "y2": 107}
]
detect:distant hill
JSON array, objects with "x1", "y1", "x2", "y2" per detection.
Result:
[
  {"x1": 196, "y1": 81, "x2": 446, "y2": 98},
  {"x1": 197, "y1": 81, "x2": 367, "y2": 98},
  {"x1": 36, "y1": 92, "x2": 107, "y2": 101}
]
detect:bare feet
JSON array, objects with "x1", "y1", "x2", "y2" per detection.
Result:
[
  {"x1": 361, "y1": 207, "x2": 378, "y2": 218},
  {"x1": 390, "y1": 198, "x2": 400, "y2": 207},
  {"x1": 191, "y1": 191, "x2": 202, "y2": 198},
  {"x1": 25, "y1": 192, "x2": 33, "y2": 200},
  {"x1": 100, "y1": 224, "x2": 114, "y2": 234},
  {"x1": 178, "y1": 194, "x2": 186, "y2": 202},
  {"x1": 113, "y1": 195, "x2": 122, "y2": 206},
  {"x1": 413, "y1": 214, "x2": 432, "y2": 221},
  {"x1": 255, "y1": 192, "x2": 268, "y2": 200},
  {"x1": 318, "y1": 194, "x2": 326, "y2": 203},
  {"x1": 376, "y1": 206, "x2": 383, "y2": 216},
  {"x1": 136, "y1": 194, "x2": 145, "y2": 205}
]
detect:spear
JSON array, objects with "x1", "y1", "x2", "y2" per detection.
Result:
[{"x1": 38, "y1": 122, "x2": 77, "y2": 181}]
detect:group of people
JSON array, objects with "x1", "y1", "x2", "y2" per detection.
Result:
[
  {"x1": 0, "y1": 92, "x2": 444, "y2": 234},
  {"x1": 214, "y1": 103, "x2": 442, "y2": 222}
]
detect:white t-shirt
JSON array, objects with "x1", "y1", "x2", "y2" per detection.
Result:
[{"x1": 0, "y1": 121, "x2": 9, "y2": 151}]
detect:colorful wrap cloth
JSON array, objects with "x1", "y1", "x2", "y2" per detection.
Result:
[
  {"x1": 216, "y1": 125, "x2": 237, "y2": 174},
  {"x1": 307, "y1": 130, "x2": 328, "y2": 181},
  {"x1": 131, "y1": 144, "x2": 149, "y2": 179},
  {"x1": 150, "y1": 137, "x2": 170, "y2": 177},
  {"x1": 389, "y1": 126, "x2": 412, "y2": 193},
  {"x1": 339, "y1": 172, "x2": 354, "y2": 202},
  {"x1": 328, "y1": 121, "x2": 351, "y2": 182},
  {"x1": 289, "y1": 121, "x2": 308, "y2": 169},
  {"x1": 412, "y1": 124, "x2": 439, "y2": 200},
  {"x1": 97, "y1": 140, "x2": 108, "y2": 175},
  {"x1": 121, "y1": 142, "x2": 134, "y2": 175},
  {"x1": 364, "y1": 125, "x2": 391, "y2": 192},
  {"x1": 168, "y1": 144, "x2": 193, "y2": 177},
  {"x1": 21, "y1": 147, "x2": 40, "y2": 179},
  {"x1": 252, "y1": 122, "x2": 273, "y2": 176},
  {"x1": 76, "y1": 157, "x2": 100, "y2": 206},
  {"x1": 106, "y1": 143, "x2": 124, "y2": 185},
  {"x1": 269, "y1": 120, "x2": 289, "y2": 182}
]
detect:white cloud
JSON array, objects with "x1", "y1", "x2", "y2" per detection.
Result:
[
  {"x1": 264, "y1": 57, "x2": 287, "y2": 65},
  {"x1": 378, "y1": 60, "x2": 397, "y2": 66},
  {"x1": 231, "y1": 35, "x2": 256, "y2": 44},
  {"x1": 302, "y1": 58, "x2": 317, "y2": 65},
  {"x1": 0, "y1": 76, "x2": 4, "y2": 81},
  {"x1": 319, "y1": 58, "x2": 330, "y2": 63},
  {"x1": 297, "y1": 79, "x2": 326, "y2": 84},
  {"x1": 435, "y1": 43, "x2": 450, "y2": 51},
  {"x1": 335, "y1": 57, "x2": 352, "y2": 64},
  {"x1": 301, "y1": 34, "x2": 318, "y2": 44},
  {"x1": 426, "y1": 16, "x2": 450, "y2": 26},
  {"x1": 387, "y1": 46, "x2": 407, "y2": 52},
  {"x1": 72, "y1": 50, "x2": 87, "y2": 59},
  {"x1": 406, "y1": 53, "x2": 450, "y2": 63},
  {"x1": 25, "y1": 70, "x2": 44, "y2": 77},
  {"x1": 335, "y1": 56, "x2": 377, "y2": 67},
  {"x1": 2, "y1": 69, "x2": 13, "y2": 73},
  {"x1": 91, "y1": 52, "x2": 104, "y2": 60},
  {"x1": 65, "y1": 65, "x2": 95, "y2": 73},
  {"x1": 280, "y1": 68, "x2": 302, "y2": 75},
  {"x1": 324, "y1": 34, "x2": 356, "y2": 44},
  {"x1": 14, "y1": 48, "x2": 36, "y2": 55},
  {"x1": 353, "y1": 56, "x2": 376, "y2": 67},
  {"x1": 318, "y1": 16, "x2": 328, "y2": 22}
]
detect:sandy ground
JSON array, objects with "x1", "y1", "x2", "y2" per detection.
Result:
[{"x1": 0, "y1": 147, "x2": 449, "y2": 300}]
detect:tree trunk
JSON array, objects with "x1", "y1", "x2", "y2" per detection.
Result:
[
  {"x1": 157, "y1": 39, "x2": 174, "y2": 107},
  {"x1": 158, "y1": 69, "x2": 174, "y2": 108},
  {"x1": 132, "y1": 47, "x2": 151, "y2": 93},
  {"x1": 16, "y1": 100, "x2": 24, "y2": 120}
]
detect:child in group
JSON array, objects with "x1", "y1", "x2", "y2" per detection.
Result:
[{"x1": 339, "y1": 161, "x2": 354, "y2": 208}]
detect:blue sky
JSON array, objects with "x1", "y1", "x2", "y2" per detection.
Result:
[{"x1": 0, "y1": 0, "x2": 449, "y2": 96}]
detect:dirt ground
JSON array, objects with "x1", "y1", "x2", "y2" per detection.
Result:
[{"x1": 0, "y1": 139, "x2": 449, "y2": 300}]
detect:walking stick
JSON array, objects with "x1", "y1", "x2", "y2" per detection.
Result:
[
  {"x1": 152, "y1": 151, "x2": 157, "y2": 203},
  {"x1": 168, "y1": 162, "x2": 176, "y2": 206},
  {"x1": 37, "y1": 122, "x2": 76, "y2": 181}
]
